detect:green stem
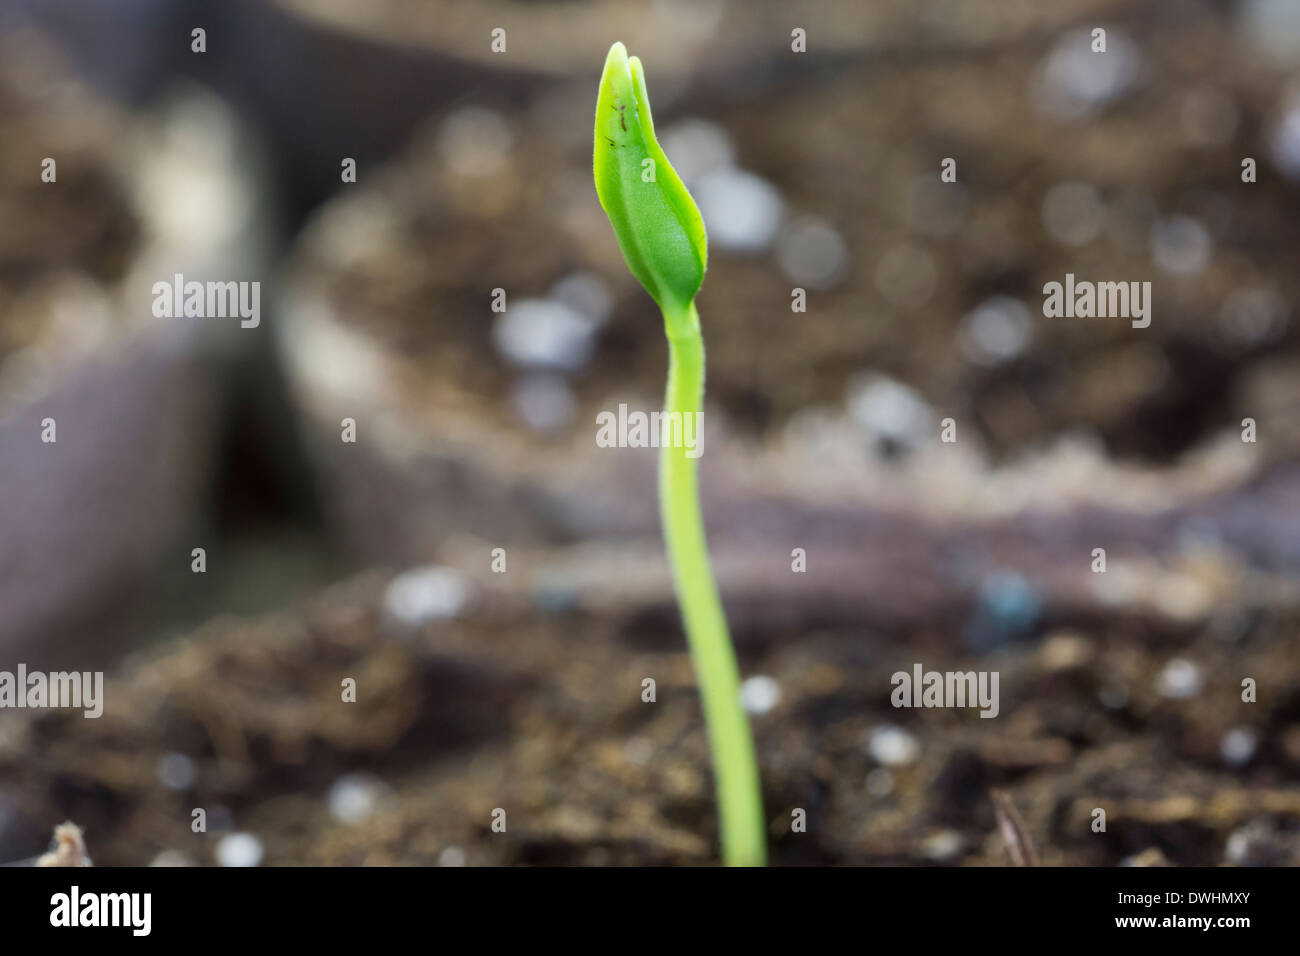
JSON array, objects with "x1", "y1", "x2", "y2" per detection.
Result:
[{"x1": 659, "y1": 300, "x2": 766, "y2": 867}]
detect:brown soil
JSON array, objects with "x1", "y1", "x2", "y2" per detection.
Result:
[{"x1": 3, "y1": 0, "x2": 1300, "y2": 867}]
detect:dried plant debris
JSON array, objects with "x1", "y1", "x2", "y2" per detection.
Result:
[
  {"x1": 990, "y1": 790, "x2": 1039, "y2": 867},
  {"x1": 35, "y1": 822, "x2": 92, "y2": 868}
]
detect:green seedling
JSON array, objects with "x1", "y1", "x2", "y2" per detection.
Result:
[{"x1": 594, "y1": 41, "x2": 766, "y2": 867}]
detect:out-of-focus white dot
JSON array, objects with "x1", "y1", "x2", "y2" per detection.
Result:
[
  {"x1": 866, "y1": 768, "x2": 894, "y2": 797},
  {"x1": 1271, "y1": 94, "x2": 1300, "y2": 179},
  {"x1": 921, "y1": 829, "x2": 966, "y2": 862},
  {"x1": 549, "y1": 271, "x2": 612, "y2": 326},
  {"x1": 133, "y1": 92, "x2": 253, "y2": 248},
  {"x1": 439, "y1": 846, "x2": 467, "y2": 867},
  {"x1": 1224, "y1": 822, "x2": 1277, "y2": 865},
  {"x1": 492, "y1": 298, "x2": 597, "y2": 371},
  {"x1": 1042, "y1": 182, "x2": 1105, "y2": 246},
  {"x1": 845, "y1": 374, "x2": 934, "y2": 452},
  {"x1": 1221, "y1": 727, "x2": 1258, "y2": 767},
  {"x1": 694, "y1": 168, "x2": 783, "y2": 253},
  {"x1": 1238, "y1": 0, "x2": 1300, "y2": 66},
  {"x1": 905, "y1": 175, "x2": 967, "y2": 238},
  {"x1": 658, "y1": 119, "x2": 735, "y2": 182},
  {"x1": 157, "y1": 752, "x2": 196, "y2": 791},
  {"x1": 1034, "y1": 28, "x2": 1140, "y2": 120},
  {"x1": 959, "y1": 296, "x2": 1034, "y2": 365},
  {"x1": 866, "y1": 724, "x2": 921, "y2": 767},
  {"x1": 1220, "y1": 287, "x2": 1288, "y2": 345},
  {"x1": 511, "y1": 374, "x2": 576, "y2": 432},
  {"x1": 1150, "y1": 215, "x2": 1212, "y2": 276},
  {"x1": 215, "y1": 832, "x2": 264, "y2": 868},
  {"x1": 1224, "y1": 827, "x2": 1252, "y2": 864},
  {"x1": 874, "y1": 245, "x2": 937, "y2": 309},
  {"x1": 383, "y1": 566, "x2": 469, "y2": 625},
  {"x1": 438, "y1": 107, "x2": 513, "y2": 177},
  {"x1": 776, "y1": 219, "x2": 847, "y2": 290},
  {"x1": 1156, "y1": 658, "x2": 1203, "y2": 699},
  {"x1": 328, "y1": 773, "x2": 384, "y2": 825},
  {"x1": 739, "y1": 675, "x2": 782, "y2": 715},
  {"x1": 1181, "y1": 87, "x2": 1239, "y2": 147},
  {"x1": 149, "y1": 850, "x2": 195, "y2": 867}
]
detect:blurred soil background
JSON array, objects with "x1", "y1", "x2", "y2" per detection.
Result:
[{"x1": 2, "y1": 0, "x2": 1300, "y2": 865}]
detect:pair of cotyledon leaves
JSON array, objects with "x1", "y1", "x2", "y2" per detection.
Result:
[{"x1": 593, "y1": 42, "x2": 707, "y2": 320}]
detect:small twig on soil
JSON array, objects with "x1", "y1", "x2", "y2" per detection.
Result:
[{"x1": 991, "y1": 790, "x2": 1038, "y2": 867}]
